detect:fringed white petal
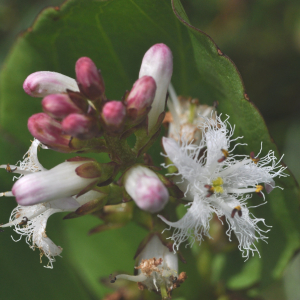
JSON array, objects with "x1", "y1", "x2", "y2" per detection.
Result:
[{"x1": 158, "y1": 195, "x2": 213, "y2": 251}]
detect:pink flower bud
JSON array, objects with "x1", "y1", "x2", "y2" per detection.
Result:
[
  {"x1": 124, "y1": 165, "x2": 169, "y2": 213},
  {"x1": 101, "y1": 101, "x2": 126, "y2": 132},
  {"x1": 12, "y1": 160, "x2": 97, "y2": 206},
  {"x1": 42, "y1": 93, "x2": 86, "y2": 119},
  {"x1": 139, "y1": 44, "x2": 173, "y2": 130},
  {"x1": 23, "y1": 71, "x2": 79, "y2": 97},
  {"x1": 125, "y1": 76, "x2": 156, "y2": 120},
  {"x1": 75, "y1": 57, "x2": 105, "y2": 100},
  {"x1": 62, "y1": 113, "x2": 101, "y2": 140},
  {"x1": 28, "y1": 113, "x2": 72, "y2": 152}
]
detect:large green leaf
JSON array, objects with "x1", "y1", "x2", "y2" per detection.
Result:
[{"x1": 0, "y1": 0, "x2": 299, "y2": 298}]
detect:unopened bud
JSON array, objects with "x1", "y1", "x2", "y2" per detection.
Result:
[
  {"x1": 28, "y1": 113, "x2": 71, "y2": 152},
  {"x1": 42, "y1": 93, "x2": 87, "y2": 119},
  {"x1": 139, "y1": 44, "x2": 173, "y2": 130},
  {"x1": 62, "y1": 113, "x2": 101, "y2": 140},
  {"x1": 125, "y1": 76, "x2": 156, "y2": 120},
  {"x1": 12, "y1": 160, "x2": 98, "y2": 206},
  {"x1": 101, "y1": 101, "x2": 126, "y2": 132},
  {"x1": 124, "y1": 165, "x2": 169, "y2": 213},
  {"x1": 23, "y1": 71, "x2": 79, "y2": 97},
  {"x1": 75, "y1": 57, "x2": 105, "y2": 100}
]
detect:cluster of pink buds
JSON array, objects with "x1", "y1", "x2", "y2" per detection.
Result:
[
  {"x1": 1, "y1": 44, "x2": 182, "y2": 278},
  {"x1": 24, "y1": 43, "x2": 172, "y2": 155}
]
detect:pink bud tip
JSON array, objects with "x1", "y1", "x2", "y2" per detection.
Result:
[
  {"x1": 42, "y1": 94, "x2": 85, "y2": 119},
  {"x1": 62, "y1": 113, "x2": 101, "y2": 140},
  {"x1": 135, "y1": 176, "x2": 169, "y2": 213},
  {"x1": 28, "y1": 113, "x2": 71, "y2": 152},
  {"x1": 126, "y1": 76, "x2": 156, "y2": 119},
  {"x1": 102, "y1": 101, "x2": 126, "y2": 130},
  {"x1": 124, "y1": 165, "x2": 169, "y2": 213},
  {"x1": 23, "y1": 71, "x2": 79, "y2": 97},
  {"x1": 75, "y1": 57, "x2": 105, "y2": 100}
]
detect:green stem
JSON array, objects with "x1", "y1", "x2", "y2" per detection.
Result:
[
  {"x1": 103, "y1": 133, "x2": 135, "y2": 165},
  {"x1": 160, "y1": 283, "x2": 168, "y2": 299}
]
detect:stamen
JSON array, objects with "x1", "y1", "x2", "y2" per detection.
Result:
[
  {"x1": 218, "y1": 149, "x2": 229, "y2": 163},
  {"x1": 204, "y1": 184, "x2": 214, "y2": 197},
  {"x1": 18, "y1": 217, "x2": 29, "y2": 226},
  {"x1": 6, "y1": 164, "x2": 17, "y2": 173},
  {"x1": 255, "y1": 185, "x2": 263, "y2": 193},
  {"x1": 250, "y1": 151, "x2": 260, "y2": 164},
  {"x1": 231, "y1": 205, "x2": 242, "y2": 218},
  {"x1": 109, "y1": 274, "x2": 117, "y2": 283}
]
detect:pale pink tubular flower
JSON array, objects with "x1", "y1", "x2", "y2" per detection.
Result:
[
  {"x1": 124, "y1": 165, "x2": 169, "y2": 213},
  {"x1": 0, "y1": 139, "x2": 105, "y2": 268},
  {"x1": 139, "y1": 44, "x2": 173, "y2": 130},
  {"x1": 23, "y1": 71, "x2": 79, "y2": 97},
  {"x1": 12, "y1": 160, "x2": 97, "y2": 206}
]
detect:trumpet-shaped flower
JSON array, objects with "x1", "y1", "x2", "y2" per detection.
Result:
[
  {"x1": 0, "y1": 139, "x2": 105, "y2": 268},
  {"x1": 158, "y1": 115, "x2": 287, "y2": 259}
]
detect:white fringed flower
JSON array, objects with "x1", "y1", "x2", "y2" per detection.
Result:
[
  {"x1": 158, "y1": 114, "x2": 287, "y2": 259},
  {"x1": 1, "y1": 139, "x2": 104, "y2": 268},
  {"x1": 113, "y1": 235, "x2": 179, "y2": 297}
]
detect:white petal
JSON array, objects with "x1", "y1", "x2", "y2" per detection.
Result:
[{"x1": 158, "y1": 196, "x2": 213, "y2": 251}]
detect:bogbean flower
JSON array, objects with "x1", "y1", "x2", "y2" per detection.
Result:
[
  {"x1": 111, "y1": 235, "x2": 186, "y2": 298},
  {"x1": 0, "y1": 139, "x2": 105, "y2": 267},
  {"x1": 158, "y1": 114, "x2": 287, "y2": 259}
]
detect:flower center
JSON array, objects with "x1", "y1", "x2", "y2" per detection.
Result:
[{"x1": 212, "y1": 177, "x2": 224, "y2": 194}]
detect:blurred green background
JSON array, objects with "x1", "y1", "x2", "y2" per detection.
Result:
[{"x1": 0, "y1": 0, "x2": 299, "y2": 299}]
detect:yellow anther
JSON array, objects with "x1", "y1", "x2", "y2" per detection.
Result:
[
  {"x1": 214, "y1": 186, "x2": 224, "y2": 194},
  {"x1": 250, "y1": 151, "x2": 260, "y2": 164},
  {"x1": 221, "y1": 149, "x2": 229, "y2": 158},
  {"x1": 255, "y1": 185, "x2": 263, "y2": 193},
  {"x1": 231, "y1": 205, "x2": 242, "y2": 218},
  {"x1": 235, "y1": 205, "x2": 241, "y2": 211},
  {"x1": 212, "y1": 177, "x2": 223, "y2": 187},
  {"x1": 251, "y1": 157, "x2": 260, "y2": 164},
  {"x1": 209, "y1": 186, "x2": 215, "y2": 193}
]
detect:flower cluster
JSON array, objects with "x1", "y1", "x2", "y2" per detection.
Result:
[
  {"x1": 159, "y1": 114, "x2": 287, "y2": 259},
  {"x1": 1, "y1": 139, "x2": 105, "y2": 268},
  {"x1": 1, "y1": 44, "x2": 174, "y2": 271},
  {"x1": 0, "y1": 40, "x2": 288, "y2": 299}
]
